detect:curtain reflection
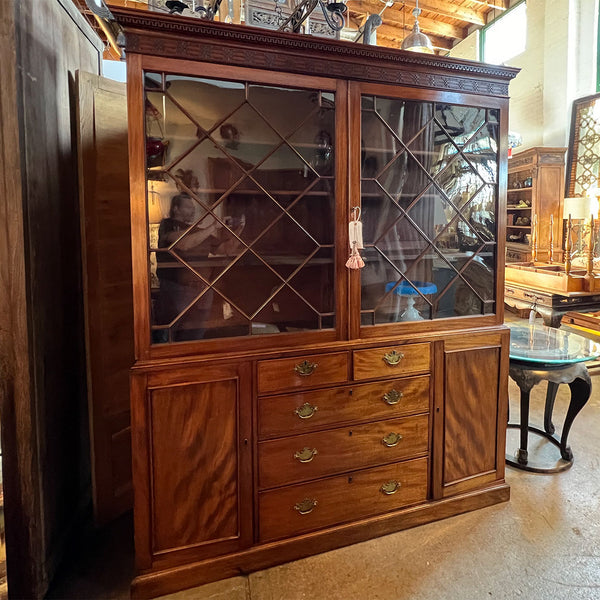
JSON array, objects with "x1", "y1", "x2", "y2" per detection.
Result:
[
  {"x1": 360, "y1": 96, "x2": 499, "y2": 324},
  {"x1": 145, "y1": 74, "x2": 337, "y2": 343}
]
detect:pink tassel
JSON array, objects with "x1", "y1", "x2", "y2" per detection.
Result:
[{"x1": 346, "y1": 241, "x2": 365, "y2": 269}]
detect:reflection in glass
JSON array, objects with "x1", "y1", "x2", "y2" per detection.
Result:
[
  {"x1": 144, "y1": 73, "x2": 336, "y2": 343},
  {"x1": 360, "y1": 96, "x2": 499, "y2": 324}
]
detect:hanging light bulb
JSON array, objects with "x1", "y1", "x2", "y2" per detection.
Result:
[{"x1": 401, "y1": 0, "x2": 434, "y2": 54}]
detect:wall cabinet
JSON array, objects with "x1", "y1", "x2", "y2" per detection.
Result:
[
  {"x1": 506, "y1": 146, "x2": 566, "y2": 263},
  {"x1": 115, "y1": 8, "x2": 516, "y2": 598}
]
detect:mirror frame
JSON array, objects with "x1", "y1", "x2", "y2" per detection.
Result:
[{"x1": 565, "y1": 92, "x2": 600, "y2": 198}]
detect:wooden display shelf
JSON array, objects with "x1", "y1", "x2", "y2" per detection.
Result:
[{"x1": 505, "y1": 261, "x2": 600, "y2": 294}]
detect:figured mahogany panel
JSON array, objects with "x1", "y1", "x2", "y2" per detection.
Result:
[
  {"x1": 149, "y1": 377, "x2": 244, "y2": 555},
  {"x1": 257, "y1": 352, "x2": 349, "y2": 394},
  {"x1": 259, "y1": 414, "x2": 428, "y2": 489},
  {"x1": 442, "y1": 345, "x2": 500, "y2": 489},
  {"x1": 258, "y1": 375, "x2": 430, "y2": 439},
  {"x1": 353, "y1": 343, "x2": 430, "y2": 380},
  {"x1": 259, "y1": 457, "x2": 428, "y2": 543}
]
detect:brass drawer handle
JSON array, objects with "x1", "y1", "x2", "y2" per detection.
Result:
[
  {"x1": 294, "y1": 498, "x2": 317, "y2": 515},
  {"x1": 382, "y1": 389, "x2": 403, "y2": 405},
  {"x1": 295, "y1": 360, "x2": 318, "y2": 376},
  {"x1": 383, "y1": 350, "x2": 404, "y2": 366},
  {"x1": 294, "y1": 447, "x2": 318, "y2": 463},
  {"x1": 382, "y1": 432, "x2": 403, "y2": 447},
  {"x1": 380, "y1": 480, "x2": 401, "y2": 495},
  {"x1": 294, "y1": 402, "x2": 318, "y2": 419}
]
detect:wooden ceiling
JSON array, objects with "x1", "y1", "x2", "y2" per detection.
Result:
[
  {"x1": 75, "y1": 0, "x2": 509, "y2": 56},
  {"x1": 346, "y1": 0, "x2": 509, "y2": 53}
]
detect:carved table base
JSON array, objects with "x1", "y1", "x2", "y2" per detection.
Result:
[{"x1": 506, "y1": 361, "x2": 591, "y2": 473}]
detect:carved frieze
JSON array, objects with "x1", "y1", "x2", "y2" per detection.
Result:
[
  {"x1": 114, "y1": 9, "x2": 517, "y2": 96},
  {"x1": 539, "y1": 154, "x2": 566, "y2": 164},
  {"x1": 509, "y1": 156, "x2": 533, "y2": 169}
]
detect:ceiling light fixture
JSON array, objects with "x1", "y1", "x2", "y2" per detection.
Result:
[{"x1": 401, "y1": 0, "x2": 434, "y2": 54}]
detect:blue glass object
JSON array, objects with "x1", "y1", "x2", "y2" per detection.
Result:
[
  {"x1": 508, "y1": 322, "x2": 600, "y2": 365},
  {"x1": 385, "y1": 281, "x2": 438, "y2": 296}
]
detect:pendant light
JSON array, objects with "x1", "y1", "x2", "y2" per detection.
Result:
[{"x1": 401, "y1": 0, "x2": 434, "y2": 54}]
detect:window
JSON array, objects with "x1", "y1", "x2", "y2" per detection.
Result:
[{"x1": 481, "y1": 1, "x2": 527, "y2": 65}]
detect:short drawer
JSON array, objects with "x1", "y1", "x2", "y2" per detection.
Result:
[
  {"x1": 258, "y1": 375, "x2": 430, "y2": 439},
  {"x1": 259, "y1": 457, "x2": 428, "y2": 543},
  {"x1": 353, "y1": 343, "x2": 430, "y2": 381},
  {"x1": 259, "y1": 414, "x2": 429, "y2": 489},
  {"x1": 258, "y1": 352, "x2": 349, "y2": 395}
]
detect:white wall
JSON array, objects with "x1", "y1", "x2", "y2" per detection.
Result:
[{"x1": 449, "y1": 0, "x2": 598, "y2": 151}]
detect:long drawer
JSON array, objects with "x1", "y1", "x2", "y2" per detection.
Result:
[
  {"x1": 353, "y1": 343, "x2": 430, "y2": 381},
  {"x1": 259, "y1": 457, "x2": 428, "y2": 543},
  {"x1": 259, "y1": 414, "x2": 429, "y2": 489},
  {"x1": 258, "y1": 375, "x2": 430, "y2": 439},
  {"x1": 258, "y1": 352, "x2": 349, "y2": 395}
]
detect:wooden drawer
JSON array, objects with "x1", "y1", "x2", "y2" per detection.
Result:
[
  {"x1": 259, "y1": 457, "x2": 428, "y2": 543},
  {"x1": 353, "y1": 343, "x2": 430, "y2": 381},
  {"x1": 258, "y1": 352, "x2": 349, "y2": 395},
  {"x1": 259, "y1": 414, "x2": 429, "y2": 489},
  {"x1": 258, "y1": 375, "x2": 430, "y2": 439}
]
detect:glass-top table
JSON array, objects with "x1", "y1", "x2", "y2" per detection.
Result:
[
  {"x1": 506, "y1": 321, "x2": 600, "y2": 473},
  {"x1": 508, "y1": 321, "x2": 600, "y2": 366}
]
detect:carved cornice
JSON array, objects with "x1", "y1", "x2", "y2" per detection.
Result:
[
  {"x1": 510, "y1": 157, "x2": 533, "y2": 169},
  {"x1": 112, "y1": 8, "x2": 518, "y2": 97},
  {"x1": 539, "y1": 154, "x2": 566, "y2": 164}
]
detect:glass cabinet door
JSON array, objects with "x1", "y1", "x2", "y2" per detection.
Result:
[
  {"x1": 359, "y1": 94, "x2": 500, "y2": 325},
  {"x1": 144, "y1": 72, "x2": 336, "y2": 344}
]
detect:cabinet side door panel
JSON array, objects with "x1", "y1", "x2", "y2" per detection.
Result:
[
  {"x1": 149, "y1": 378, "x2": 241, "y2": 556},
  {"x1": 442, "y1": 346, "x2": 501, "y2": 495}
]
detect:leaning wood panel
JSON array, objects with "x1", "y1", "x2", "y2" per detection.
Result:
[
  {"x1": 77, "y1": 71, "x2": 134, "y2": 524},
  {"x1": 0, "y1": 3, "x2": 39, "y2": 595},
  {"x1": 1, "y1": 1, "x2": 103, "y2": 597},
  {"x1": 442, "y1": 346, "x2": 500, "y2": 492}
]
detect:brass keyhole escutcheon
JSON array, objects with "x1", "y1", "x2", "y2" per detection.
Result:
[
  {"x1": 383, "y1": 350, "x2": 404, "y2": 366},
  {"x1": 294, "y1": 402, "x2": 318, "y2": 419},
  {"x1": 382, "y1": 432, "x2": 403, "y2": 447},
  {"x1": 383, "y1": 389, "x2": 403, "y2": 405},
  {"x1": 380, "y1": 480, "x2": 401, "y2": 495},
  {"x1": 294, "y1": 447, "x2": 318, "y2": 463},
  {"x1": 295, "y1": 360, "x2": 318, "y2": 376},
  {"x1": 294, "y1": 498, "x2": 317, "y2": 515}
]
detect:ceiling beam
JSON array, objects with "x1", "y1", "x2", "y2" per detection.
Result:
[
  {"x1": 347, "y1": 1, "x2": 466, "y2": 40},
  {"x1": 400, "y1": 0, "x2": 486, "y2": 26},
  {"x1": 465, "y1": 0, "x2": 508, "y2": 10}
]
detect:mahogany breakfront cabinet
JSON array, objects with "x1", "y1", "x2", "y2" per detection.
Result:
[{"x1": 114, "y1": 9, "x2": 518, "y2": 598}]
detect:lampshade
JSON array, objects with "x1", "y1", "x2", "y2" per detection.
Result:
[
  {"x1": 401, "y1": 4, "x2": 434, "y2": 54},
  {"x1": 563, "y1": 197, "x2": 600, "y2": 221},
  {"x1": 148, "y1": 191, "x2": 163, "y2": 224}
]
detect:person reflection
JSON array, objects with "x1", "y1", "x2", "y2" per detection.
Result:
[{"x1": 155, "y1": 193, "x2": 223, "y2": 342}]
